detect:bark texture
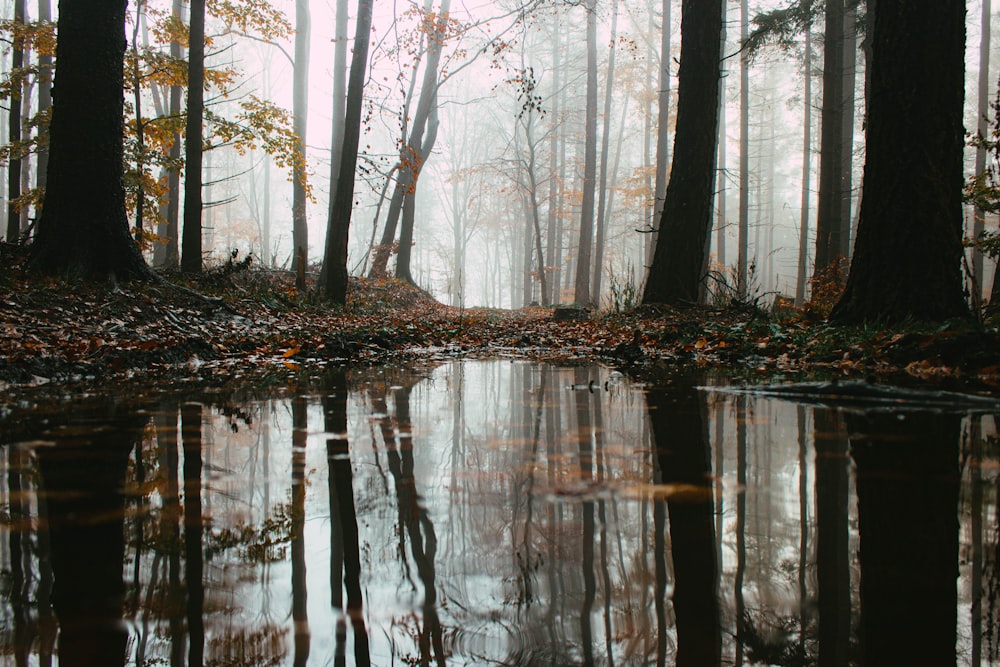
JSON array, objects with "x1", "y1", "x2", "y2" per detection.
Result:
[
  {"x1": 30, "y1": 0, "x2": 149, "y2": 280},
  {"x1": 830, "y1": 0, "x2": 969, "y2": 323},
  {"x1": 642, "y1": 0, "x2": 723, "y2": 305}
]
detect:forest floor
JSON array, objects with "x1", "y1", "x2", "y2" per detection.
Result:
[{"x1": 3, "y1": 247, "x2": 1000, "y2": 396}]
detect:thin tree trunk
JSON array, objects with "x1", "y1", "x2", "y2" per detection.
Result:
[
  {"x1": 591, "y1": 0, "x2": 619, "y2": 303},
  {"x1": 292, "y1": 0, "x2": 311, "y2": 289},
  {"x1": 35, "y1": 0, "x2": 52, "y2": 209},
  {"x1": 737, "y1": 0, "x2": 749, "y2": 297},
  {"x1": 6, "y1": 0, "x2": 25, "y2": 241},
  {"x1": 648, "y1": 0, "x2": 671, "y2": 268},
  {"x1": 180, "y1": 0, "x2": 206, "y2": 273},
  {"x1": 813, "y1": 0, "x2": 846, "y2": 280},
  {"x1": 715, "y1": 0, "x2": 727, "y2": 271},
  {"x1": 975, "y1": 0, "x2": 991, "y2": 303},
  {"x1": 131, "y1": 0, "x2": 147, "y2": 242},
  {"x1": 796, "y1": 27, "x2": 813, "y2": 306},
  {"x1": 573, "y1": 0, "x2": 598, "y2": 305},
  {"x1": 545, "y1": 18, "x2": 563, "y2": 305},
  {"x1": 839, "y1": 3, "x2": 856, "y2": 259},
  {"x1": 156, "y1": 0, "x2": 183, "y2": 268},
  {"x1": 321, "y1": 0, "x2": 374, "y2": 303}
]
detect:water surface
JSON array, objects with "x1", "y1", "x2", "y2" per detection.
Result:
[{"x1": 0, "y1": 360, "x2": 997, "y2": 665}]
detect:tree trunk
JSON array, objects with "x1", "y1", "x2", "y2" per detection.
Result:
[
  {"x1": 830, "y1": 0, "x2": 969, "y2": 323},
  {"x1": 796, "y1": 27, "x2": 813, "y2": 305},
  {"x1": 813, "y1": 0, "x2": 846, "y2": 280},
  {"x1": 545, "y1": 17, "x2": 563, "y2": 305},
  {"x1": 321, "y1": 0, "x2": 374, "y2": 304},
  {"x1": 642, "y1": 0, "x2": 724, "y2": 305},
  {"x1": 155, "y1": 0, "x2": 183, "y2": 268},
  {"x1": 370, "y1": 0, "x2": 448, "y2": 280},
  {"x1": 35, "y1": 0, "x2": 52, "y2": 208},
  {"x1": 974, "y1": 0, "x2": 991, "y2": 304},
  {"x1": 591, "y1": 0, "x2": 619, "y2": 304},
  {"x1": 737, "y1": 0, "x2": 749, "y2": 297},
  {"x1": 714, "y1": 0, "x2": 727, "y2": 271},
  {"x1": 394, "y1": 2, "x2": 449, "y2": 285},
  {"x1": 29, "y1": 0, "x2": 148, "y2": 280},
  {"x1": 648, "y1": 0, "x2": 671, "y2": 268},
  {"x1": 180, "y1": 0, "x2": 206, "y2": 273},
  {"x1": 839, "y1": 3, "x2": 856, "y2": 258},
  {"x1": 6, "y1": 0, "x2": 25, "y2": 241},
  {"x1": 331, "y1": 0, "x2": 348, "y2": 187},
  {"x1": 292, "y1": 0, "x2": 311, "y2": 289},
  {"x1": 573, "y1": 0, "x2": 598, "y2": 306}
]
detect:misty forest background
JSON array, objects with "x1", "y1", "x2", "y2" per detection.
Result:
[{"x1": 0, "y1": 0, "x2": 995, "y2": 314}]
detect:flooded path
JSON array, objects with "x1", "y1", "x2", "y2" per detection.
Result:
[{"x1": 0, "y1": 360, "x2": 997, "y2": 665}]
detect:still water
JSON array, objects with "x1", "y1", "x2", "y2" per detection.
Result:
[{"x1": 0, "y1": 360, "x2": 997, "y2": 666}]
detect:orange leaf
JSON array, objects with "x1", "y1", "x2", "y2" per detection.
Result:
[{"x1": 282, "y1": 346, "x2": 300, "y2": 358}]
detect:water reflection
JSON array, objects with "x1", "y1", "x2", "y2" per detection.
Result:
[{"x1": 0, "y1": 361, "x2": 997, "y2": 666}]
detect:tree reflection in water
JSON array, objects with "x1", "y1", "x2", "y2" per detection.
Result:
[{"x1": 0, "y1": 361, "x2": 996, "y2": 665}]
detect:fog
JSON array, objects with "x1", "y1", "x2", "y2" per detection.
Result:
[{"x1": 1, "y1": 0, "x2": 998, "y2": 308}]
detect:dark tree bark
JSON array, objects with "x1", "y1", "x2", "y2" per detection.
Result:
[
  {"x1": 848, "y1": 411, "x2": 960, "y2": 665},
  {"x1": 38, "y1": 413, "x2": 137, "y2": 667},
  {"x1": 573, "y1": 0, "x2": 598, "y2": 306},
  {"x1": 646, "y1": 385, "x2": 721, "y2": 665},
  {"x1": 29, "y1": 0, "x2": 149, "y2": 279},
  {"x1": 321, "y1": 0, "x2": 374, "y2": 304},
  {"x1": 180, "y1": 0, "x2": 206, "y2": 273},
  {"x1": 642, "y1": 0, "x2": 724, "y2": 305},
  {"x1": 813, "y1": 0, "x2": 846, "y2": 280},
  {"x1": 292, "y1": 0, "x2": 311, "y2": 290},
  {"x1": 830, "y1": 0, "x2": 969, "y2": 323}
]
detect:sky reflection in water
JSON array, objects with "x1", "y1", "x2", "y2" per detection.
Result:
[{"x1": 1, "y1": 360, "x2": 998, "y2": 666}]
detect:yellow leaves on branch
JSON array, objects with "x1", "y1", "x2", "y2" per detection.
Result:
[
  {"x1": 0, "y1": 19, "x2": 56, "y2": 58},
  {"x1": 207, "y1": 96, "x2": 311, "y2": 200},
  {"x1": 207, "y1": 0, "x2": 292, "y2": 42}
]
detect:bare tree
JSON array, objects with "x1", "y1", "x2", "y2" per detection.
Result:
[{"x1": 322, "y1": 0, "x2": 375, "y2": 303}]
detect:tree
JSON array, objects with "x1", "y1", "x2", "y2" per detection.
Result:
[
  {"x1": 6, "y1": 0, "x2": 25, "y2": 242},
  {"x1": 642, "y1": 0, "x2": 724, "y2": 305},
  {"x1": 29, "y1": 0, "x2": 149, "y2": 279},
  {"x1": 369, "y1": 0, "x2": 451, "y2": 282},
  {"x1": 180, "y1": 0, "x2": 206, "y2": 273},
  {"x1": 572, "y1": 0, "x2": 598, "y2": 306},
  {"x1": 813, "y1": 0, "x2": 848, "y2": 280},
  {"x1": 35, "y1": 0, "x2": 52, "y2": 211},
  {"x1": 322, "y1": 0, "x2": 374, "y2": 303},
  {"x1": 972, "y1": 0, "x2": 992, "y2": 302},
  {"x1": 795, "y1": 25, "x2": 814, "y2": 306},
  {"x1": 829, "y1": 0, "x2": 969, "y2": 323},
  {"x1": 737, "y1": 0, "x2": 749, "y2": 296},
  {"x1": 647, "y1": 0, "x2": 671, "y2": 268},
  {"x1": 291, "y1": 0, "x2": 310, "y2": 289},
  {"x1": 590, "y1": 0, "x2": 620, "y2": 303},
  {"x1": 153, "y1": 0, "x2": 183, "y2": 269}
]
